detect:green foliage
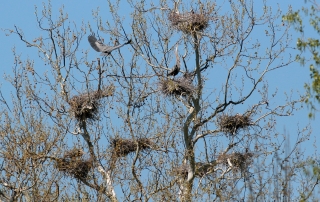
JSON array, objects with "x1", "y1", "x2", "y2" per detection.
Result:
[
  {"x1": 299, "y1": 159, "x2": 320, "y2": 201},
  {"x1": 283, "y1": 1, "x2": 320, "y2": 117},
  {"x1": 282, "y1": 11, "x2": 303, "y2": 32}
]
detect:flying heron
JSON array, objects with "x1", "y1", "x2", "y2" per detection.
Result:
[{"x1": 88, "y1": 34, "x2": 131, "y2": 56}]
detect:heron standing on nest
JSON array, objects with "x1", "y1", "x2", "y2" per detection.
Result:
[
  {"x1": 88, "y1": 34, "x2": 131, "y2": 56},
  {"x1": 167, "y1": 45, "x2": 180, "y2": 77},
  {"x1": 173, "y1": 1, "x2": 180, "y2": 14}
]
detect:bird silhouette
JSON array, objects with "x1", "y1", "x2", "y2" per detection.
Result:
[
  {"x1": 88, "y1": 34, "x2": 131, "y2": 56},
  {"x1": 167, "y1": 45, "x2": 180, "y2": 77}
]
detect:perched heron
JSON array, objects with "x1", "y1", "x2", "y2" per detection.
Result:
[
  {"x1": 88, "y1": 34, "x2": 131, "y2": 56},
  {"x1": 173, "y1": 1, "x2": 180, "y2": 14},
  {"x1": 167, "y1": 45, "x2": 180, "y2": 77}
]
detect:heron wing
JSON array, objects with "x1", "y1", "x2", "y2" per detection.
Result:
[
  {"x1": 168, "y1": 65, "x2": 180, "y2": 76},
  {"x1": 168, "y1": 45, "x2": 180, "y2": 76},
  {"x1": 100, "y1": 39, "x2": 132, "y2": 55},
  {"x1": 88, "y1": 34, "x2": 109, "y2": 52}
]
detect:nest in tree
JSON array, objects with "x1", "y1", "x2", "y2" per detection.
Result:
[
  {"x1": 68, "y1": 85, "x2": 114, "y2": 121},
  {"x1": 111, "y1": 138, "x2": 154, "y2": 158},
  {"x1": 56, "y1": 158, "x2": 93, "y2": 180},
  {"x1": 217, "y1": 113, "x2": 251, "y2": 134},
  {"x1": 172, "y1": 162, "x2": 216, "y2": 178},
  {"x1": 159, "y1": 77, "x2": 195, "y2": 97},
  {"x1": 217, "y1": 152, "x2": 253, "y2": 171},
  {"x1": 168, "y1": 11, "x2": 209, "y2": 34},
  {"x1": 55, "y1": 149, "x2": 93, "y2": 180},
  {"x1": 62, "y1": 148, "x2": 84, "y2": 159}
]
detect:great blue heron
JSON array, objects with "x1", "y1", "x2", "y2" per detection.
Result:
[
  {"x1": 173, "y1": 1, "x2": 179, "y2": 14},
  {"x1": 167, "y1": 45, "x2": 180, "y2": 77},
  {"x1": 88, "y1": 34, "x2": 131, "y2": 56}
]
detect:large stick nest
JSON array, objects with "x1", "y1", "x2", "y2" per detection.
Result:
[
  {"x1": 217, "y1": 152, "x2": 254, "y2": 171},
  {"x1": 159, "y1": 77, "x2": 195, "y2": 97},
  {"x1": 55, "y1": 149, "x2": 93, "y2": 180},
  {"x1": 172, "y1": 162, "x2": 216, "y2": 178},
  {"x1": 217, "y1": 113, "x2": 252, "y2": 134},
  {"x1": 111, "y1": 138, "x2": 154, "y2": 158},
  {"x1": 68, "y1": 85, "x2": 115, "y2": 121},
  {"x1": 168, "y1": 11, "x2": 209, "y2": 34}
]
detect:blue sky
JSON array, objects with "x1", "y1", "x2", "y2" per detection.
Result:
[
  {"x1": 0, "y1": 0, "x2": 319, "y2": 199},
  {"x1": 0, "y1": 0, "x2": 318, "y2": 156}
]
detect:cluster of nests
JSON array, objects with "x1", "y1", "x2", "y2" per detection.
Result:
[
  {"x1": 55, "y1": 148, "x2": 93, "y2": 180},
  {"x1": 159, "y1": 75, "x2": 195, "y2": 97},
  {"x1": 173, "y1": 151, "x2": 254, "y2": 177},
  {"x1": 111, "y1": 138, "x2": 154, "y2": 158},
  {"x1": 217, "y1": 113, "x2": 252, "y2": 134},
  {"x1": 168, "y1": 10, "x2": 210, "y2": 34},
  {"x1": 68, "y1": 85, "x2": 115, "y2": 121}
]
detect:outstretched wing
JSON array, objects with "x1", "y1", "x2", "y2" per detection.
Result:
[
  {"x1": 88, "y1": 34, "x2": 131, "y2": 55},
  {"x1": 100, "y1": 39, "x2": 132, "y2": 55},
  {"x1": 88, "y1": 34, "x2": 108, "y2": 52}
]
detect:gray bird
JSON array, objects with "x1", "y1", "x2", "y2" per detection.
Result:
[
  {"x1": 173, "y1": 1, "x2": 180, "y2": 14},
  {"x1": 167, "y1": 45, "x2": 180, "y2": 77},
  {"x1": 88, "y1": 34, "x2": 131, "y2": 56}
]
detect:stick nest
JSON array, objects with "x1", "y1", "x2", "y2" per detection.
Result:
[
  {"x1": 68, "y1": 85, "x2": 115, "y2": 121},
  {"x1": 111, "y1": 138, "x2": 154, "y2": 158},
  {"x1": 55, "y1": 149, "x2": 93, "y2": 180},
  {"x1": 173, "y1": 162, "x2": 216, "y2": 178},
  {"x1": 217, "y1": 113, "x2": 251, "y2": 134},
  {"x1": 159, "y1": 77, "x2": 195, "y2": 97},
  {"x1": 217, "y1": 152, "x2": 253, "y2": 171},
  {"x1": 168, "y1": 11, "x2": 209, "y2": 34}
]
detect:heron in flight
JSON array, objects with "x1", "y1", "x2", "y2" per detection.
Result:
[
  {"x1": 167, "y1": 45, "x2": 180, "y2": 77},
  {"x1": 88, "y1": 34, "x2": 131, "y2": 56}
]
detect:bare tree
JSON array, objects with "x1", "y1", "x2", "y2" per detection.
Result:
[{"x1": 1, "y1": 0, "x2": 317, "y2": 201}]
